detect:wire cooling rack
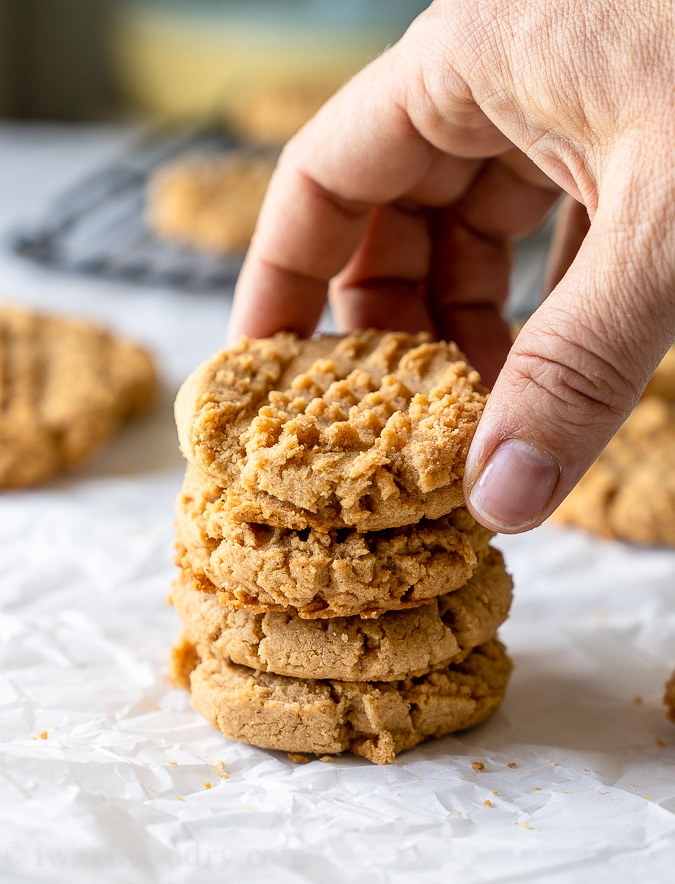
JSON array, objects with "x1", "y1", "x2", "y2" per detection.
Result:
[
  {"x1": 11, "y1": 123, "x2": 554, "y2": 308},
  {"x1": 11, "y1": 126, "x2": 250, "y2": 291}
]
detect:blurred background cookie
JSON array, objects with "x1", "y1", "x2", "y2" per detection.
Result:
[
  {"x1": 228, "y1": 81, "x2": 339, "y2": 145},
  {"x1": 147, "y1": 152, "x2": 275, "y2": 256},
  {"x1": 0, "y1": 303, "x2": 157, "y2": 487},
  {"x1": 553, "y1": 349, "x2": 675, "y2": 547}
]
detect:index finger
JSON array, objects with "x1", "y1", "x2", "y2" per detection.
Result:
[{"x1": 227, "y1": 34, "x2": 510, "y2": 342}]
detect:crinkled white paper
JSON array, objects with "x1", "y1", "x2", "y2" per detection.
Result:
[{"x1": 1, "y1": 124, "x2": 675, "y2": 884}]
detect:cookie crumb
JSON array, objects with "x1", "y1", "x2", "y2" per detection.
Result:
[
  {"x1": 655, "y1": 737, "x2": 666, "y2": 748},
  {"x1": 521, "y1": 822, "x2": 531, "y2": 830},
  {"x1": 491, "y1": 789, "x2": 498, "y2": 796},
  {"x1": 319, "y1": 756, "x2": 336, "y2": 763},
  {"x1": 507, "y1": 762, "x2": 517, "y2": 769},
  {"x1": 483, "y1": 799, "x2": 492, "y2": 807},
  {"x1": 287, "y1": 753, "x2": 311, "y2": 764},
  {"x1": 39, "y1": 731, "x2": 48, "y2": 740},
  {"x1": 634, "y1": 696, "x2": 643, "y2": 705},
  {"x1": 534, "y1": 787, "x2": 541, "y2": 791},
  {"x1": 472, "y1": 761, "x2": 485, "y2": 771},
  {"x1": 178, "y1": 797, "x2": 184, "y2": 801},
  {"x1": 169, "y1": 761, "x2": 177, "y2": 766},
  {"x1": 215, "y1": 761, "x2": 229, "y2": 779},
  {"x1": 203, "y1": 781, "x2": 212, "y2": 790}
]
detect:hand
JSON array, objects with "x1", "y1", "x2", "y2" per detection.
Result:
[{"x1": 228, "y1": 0, "x2": 675, "y2": 533}]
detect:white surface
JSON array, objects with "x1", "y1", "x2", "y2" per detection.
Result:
[{"x1": 1, "y1": 123, "x2": 675, "y2": 884}]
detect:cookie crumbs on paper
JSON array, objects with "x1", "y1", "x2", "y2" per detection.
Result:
[{"x1": 287, "y1": 753, "x2": 311, "y2": 765}]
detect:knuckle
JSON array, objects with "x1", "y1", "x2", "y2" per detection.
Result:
[{"x1": 507, "y1": 334, "x2": 638, "y2": 436}]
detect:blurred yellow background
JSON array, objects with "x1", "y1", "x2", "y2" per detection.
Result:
[{"x1": 0, "y1": 0, "x2": 430, "y2": 122}]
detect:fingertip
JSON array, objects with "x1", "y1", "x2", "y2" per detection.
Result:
[{"x1": 465, "y1": 437, "x2": 561, "y2": 533}]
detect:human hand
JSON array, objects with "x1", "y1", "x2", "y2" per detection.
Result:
[{"x1": 228, "y1": 0, "x2": 675, "y2": 533}]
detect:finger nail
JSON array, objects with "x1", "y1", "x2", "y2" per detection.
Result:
[{"x1": 467, "y1": 438, "x2": 561, "y2": 532}]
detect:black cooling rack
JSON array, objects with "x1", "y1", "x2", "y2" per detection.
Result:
[{"x1": 11, "y1": 126, "x2": 251, "y2": 291}]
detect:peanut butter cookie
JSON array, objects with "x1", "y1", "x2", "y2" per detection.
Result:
[
  {"x1": 665, "y1": 670, "x2": 675, "y2": 722},
  {"x1": 0, "y1": 304, "x2": 156, "y2": 487},
  {"x1": 553, "y1": 397, "x2": 675, "y2": 546},
  {"x1": 644, "y1": 345, "x2": 675, "y2": 401},
  {"x1": 175, "y1": 462, "x2": 493, "y2": 618},
  {"x1": 169, "y1": 636, "x2": 512, "y2": 764},
  {"x1": 229, "y1": 81, "x2": 338, "y2": 145},
  {"x1": 147, "y1": 153, "x2": 274, "y2": 255},
  {"x1": 170, "y1": 548, "x2": 512, "y2": 681},
  {"x1": 175, "y1": 330, "x2": 487, "y2": 532}
]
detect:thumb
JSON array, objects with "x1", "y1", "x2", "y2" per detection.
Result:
[{"x1": 464, "y1": 179, "x2": 675, "y2": 533}]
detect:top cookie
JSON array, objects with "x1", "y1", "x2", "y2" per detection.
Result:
[
  {"x1": 0, "y1": 304, "x2": 156, "y2": 487},
  {"x1": 175, "y1": 330, "x2": 487, "y2": 531}
]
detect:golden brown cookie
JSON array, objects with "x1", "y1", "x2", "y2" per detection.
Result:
[
  {"x1": 175, "y1": 330, "x2": 487, "y2": 532},
  {"x1": 170, "y1": 547, "x2": 512, "y2": 681},
  {"x1": 175, "y1": 461, "x2": 494, "y2": 617},
  {"x1": 644, "y1": 346, "x2": 675, "y2": 401},
  {"x1": 665, "y1": 670, "x2": 675, "y2": 722},
  {"x1": 553, "y1": 397, "x2": 675, "y2": 546},
  {"x1": 169, "y1": 636, "x2": 512, "y2": 764},
  {"x1": 229, "y1": 81, "x2": 338, "y2": 145},
  {"x1": 147, "y1": 153, "x2": 274, "y2": 255},
  {"x1": 0, "y1": 304, "x2": 156, "y2": 488}
]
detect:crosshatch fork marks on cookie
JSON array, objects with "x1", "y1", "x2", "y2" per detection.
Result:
[{"x1": 175, "y1": 329, "x2": 488, "y2": 531}]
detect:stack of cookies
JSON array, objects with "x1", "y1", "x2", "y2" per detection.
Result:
[{"x1": 169, "y1": 330, "x2": 513, "y2": 764}]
